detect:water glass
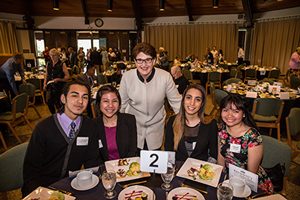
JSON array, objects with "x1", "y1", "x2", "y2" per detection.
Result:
[
  {"x1": 217, "y1": 181, "x2": 233, "y2": 200},
  {"x1": 161, "y1": 163, "x2": 175, "y2": 191},
  {"x1": 102, "y1": 171, "x2": 117, "y2": 199}
]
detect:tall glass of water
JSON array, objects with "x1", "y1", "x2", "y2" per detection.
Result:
[
  {"x1": 217, "y1": 181, "x2": 233, "y2": 200},
  {"x1": 161, "y1": 163, "x2": 175, "y2": 191},
  {"x1": 102, "y1": 171, "x2": 117, "y2": 199}
]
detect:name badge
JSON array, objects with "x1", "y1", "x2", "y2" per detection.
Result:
[
  {"x1": 76, "y1": 137, "x2": 89, "y2": 146},
  {"x1": 230, "y1": 143, "x2": 241, "y2": 153},
  {"x1": 98, "y1": 140, "x2": 103, "y2": 148}
]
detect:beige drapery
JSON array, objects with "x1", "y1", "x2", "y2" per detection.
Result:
[
  {"x1": 250, "y1": 18, "x2": 300, "y2": 73},
  {"x1": 144, "y1": 23, "x2": 238, "y2": 63},
  {"x1": 0, "y1": 21, "x2": 19, "y2": 54}
]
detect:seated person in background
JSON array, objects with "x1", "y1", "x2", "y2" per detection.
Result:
[
  {"x1": 0, "y1": 53, "x2": 25, "y2": 98},
  {"x1": 22, "y1": 81, "x2": 100, "y2": 196},
  {"x1": 171, "y1": 65, "x2": 189, "y2": 94},
  {"x1": 94, "y1": 85, "x2": 137, "y2": 161},
  {"x1": 173, "y1": 56, "x2": 181, "y2": 66},
  {"x1": 288, "y1": 46, "x2": 300, "y2": 71},
  {"x1": 77, "y1": 64, "x2": 97, "y2": 88},
  {"x1": 218, "y1": 94, "x2": 273, "y2": 193},
  {"x1": 165, "y1": 84, "x2": 218, "y2": 162}
]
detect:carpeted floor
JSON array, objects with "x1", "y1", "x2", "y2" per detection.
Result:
[{"x1": 0, "y1": 96, "x2": 300, "y2": 200}]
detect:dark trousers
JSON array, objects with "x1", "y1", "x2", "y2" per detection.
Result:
[{"x1": 46, "y1": 89, "x2": 62, "y2": 114}]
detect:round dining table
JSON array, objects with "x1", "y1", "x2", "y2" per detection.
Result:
[{"x1": 50, "y1": 164, "x2": 257, "y2": 200}]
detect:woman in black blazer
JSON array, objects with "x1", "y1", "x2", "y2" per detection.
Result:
[
  {"x1": 164, "y1": 84, "x2": 218, "y2": 162},
  {"x1": 94, "y1": 85, "x2": 137, "y2": 161}
]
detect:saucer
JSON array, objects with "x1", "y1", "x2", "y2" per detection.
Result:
[
  {"x1": 224, "y1": 180, "x2": 251, "y2": 198},
  {"x1": 71, "y1": 174, "x2": 99, "y2": 191}
]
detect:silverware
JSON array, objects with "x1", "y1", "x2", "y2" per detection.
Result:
[
  {"x1": 247, "y1": 192, "x2": 268, "y2": 199},
  {"x1": 119, "y1": 180, "x2": 147, "y2": 188},
  {"x1": 180, "y1": 183, "x2": 208, "y2": 194},
  {"x1": 48, "y1": 186, "x2": 73, "y2": 196}
]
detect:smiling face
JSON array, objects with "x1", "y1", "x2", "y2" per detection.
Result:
[
  {"x1": 100, "y1": 92, "x2": 120, "y2": 119},
  {"x1": 135, "y1": 52, "x2": 155, "y2": 80},
  {"x1": 61, "y1": 84, "x2": 89, "y2": 120},
  {"x1": 221, "y1": 103, "x2": 245, "y2": 128},
  {"x1": 184, "y1": 88, "x2": 203, "y2": 117}
]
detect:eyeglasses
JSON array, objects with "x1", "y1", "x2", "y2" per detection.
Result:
[{"x1": 135, "y1": 58, "x2": 153, "y2": 64}]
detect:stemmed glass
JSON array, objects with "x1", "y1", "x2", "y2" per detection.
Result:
[
  {"x1": 217, "y1": 181, "x2": 233, "y2": 200},
  {"x1": 101, "y1": 171, "x2": 117, "y2": 199},
  {"x1": 161, "y1": 163, "x2": 175, "y2": 191}
]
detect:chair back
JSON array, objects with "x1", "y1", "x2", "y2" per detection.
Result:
[
  {"x1": 286, "y1": 108, "x2": 300, "y2": 138},
  {"x1": 208, "y1": 71, "x2": 221, "y2": 82},
  {"x1": 229, "y1": 67, "x2": 237, "y2": 78},
  {"x1": 19, "y1": 83, "x2": 36, "y2": 101},
  {"x1": 223, "y1": 78, "x2": 242, "y2": 85},
  {"x1": 261, "y1": 135, "x2": 291, "y2": 176},
  {"x1": 13, "y1": 93, "x2": 29, "y2": 116},
  {"x1": 210, "y1": 82, "x2": 216, "y2": 107},
  {"x1": 268, "y1": 69, "x2": 280, "y2": 79},
  {"x1": 27, "y1": 78, "x2": 42, "y2": 91},
  {"x1": 0, "y1": 142, "x2": 29, "y2": 191},
  {"x1": 215, "y1": 89, "x2": 228, "y2": 107},
  {"x1": 290, "y1": 74, "x2": 300, "y2": 89},
  {"x1": 245, "y1": 68, "x2": 257, "y2": 79},
  {"x1": 253, "y1": 98, "x2": 283, "y2": 117}
]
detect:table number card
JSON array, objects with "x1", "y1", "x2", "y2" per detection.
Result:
[
  {"x1": 246, "y1": 91, "x2": 258, "y2": 98},
  {"x1": 260, "y1": 70, "x2": 266, "y2": 75},
  {"x1": 140, "y1": 150, "x2": 174, "y2": 174},
  {"x1": 273, "y1": 82, "x2": 283, "y2": 87},
  {"x1": 248, "y1": 80, "x2": 257, "y2": 86},
  {"x1": 279, "y1": 92, "x2": 290, "y2": 99},
  {"x1": 268, "y1": 85, "x2": 281, "y2": 94},
  {"x1": 229, "y1": 163, "x2": 258, "y2": 192}
]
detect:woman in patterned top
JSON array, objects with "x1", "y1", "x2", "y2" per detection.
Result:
[{"x1": 217, "y1": 94, "x2": 273, "y2": 193}]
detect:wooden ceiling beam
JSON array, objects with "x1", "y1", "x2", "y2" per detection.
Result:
[
  {"x1": 81, "y1": 0, "x2": 89, "y2": 24},
  {"x1": 185, "y1": 0, "x2": 194, "y2": 21},
  {"x1": 241, "y1": 0, "x2": 253, "y2": 27},
  {"x1": 131, "y1": 0, "x2": 143, "y2": 31}
]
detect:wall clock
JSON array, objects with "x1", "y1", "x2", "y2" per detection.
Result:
[{"x1": 95, "y1": 18, "x2": 104, "y2": 27}]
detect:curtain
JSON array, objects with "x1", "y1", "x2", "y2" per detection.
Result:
[
  {"x1": 144, "y1": 23, "x2": 239, "y2": 63},
  {"x1": 0, "y1": 21, "x2": 19, "y2": 54},
  {"x1": 250, "y1": 18, "x2": 300, "y2": 73}
]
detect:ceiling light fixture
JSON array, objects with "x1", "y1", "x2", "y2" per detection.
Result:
[
  {"x1": 107, "y1": 0, "x2": 113, "y2": 12},
  {"x1": 213, "y1": 0, "x2": 219, "y2": 8},
  {"x1": 53, "y1": 0, "x2": 59, "y2": 11},
  {"x1": 159, "y1": 0, "x2": 165, "y2": 11}
]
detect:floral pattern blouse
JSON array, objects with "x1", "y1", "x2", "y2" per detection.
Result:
[{"x1": 219, "y1": 127, "x2": 274, "y2": 193}]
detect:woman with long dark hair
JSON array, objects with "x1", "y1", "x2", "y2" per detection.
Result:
[
  {"x1": 218, "y1": 94, "x2": 273, "y2": 193},
  {"x1": 164, "y1": 84, "x2": 218, "y2": 162}
]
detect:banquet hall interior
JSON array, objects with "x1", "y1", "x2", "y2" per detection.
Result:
[{"x1": 0, "y1": 0, "x2": 300, "y2": 199}]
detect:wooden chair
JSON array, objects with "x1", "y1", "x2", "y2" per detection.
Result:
[
  {"x1": 0, "y1": 93, "x2": 33, "y2": 145},
  {"x1": 19, "y1": 83, "x2": 42, "y2": 118},
  {"x1": 206, "y1": 71, "x2": 221, "y2": 93},
  {"x1": 0, "y1": 130, "x2": 7, "y2": 150},
  {"x1": 268, "y1": 69, "x2": 280, "y2": 81},
  {"x1": 27, "y1": 78, "x2": 46, "y2": 104},
  {"x1": 252, "y1": 98, "x2": 284, "y2": 141}
]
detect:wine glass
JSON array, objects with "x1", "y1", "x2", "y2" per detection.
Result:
[
  {"x1": 101, "y1": 171, "x2": 117, "y2": 199},
  {"x1": 161, "y1": 163, "x2": 175, "y2": 191},
  {"x1": 217, "y1": 181, "x2": 233, "y2": 200}
]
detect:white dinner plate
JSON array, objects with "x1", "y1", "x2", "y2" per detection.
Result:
[
  {"x1": 118, "y1": 185, "x2": 155, "y2": 200},
  {"x1": 176, "y1": 158, "x2": 223, "y2": 187},
  {"x1": 167, "y1": 187, "x2": 205, "y2": 200},
  {"x1": 71, "y1": 174, "x2": 99, "y2": 191},
  {"x1": 105, "y1": 157, "x2": 150, "y2": 183},
  {"x1": 22, "y1": 186, "x2": 75, "y2": 200},
  {"x1": 223, "y1": 180, "x2": 251, "y2": 198}
]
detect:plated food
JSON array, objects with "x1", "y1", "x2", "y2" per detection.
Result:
[
  {"x1": 118, "y1": 185, "x2": 155, "y2": 200},
  {"x1": 167, "y1": 187, "x2": 204, "y2": 200},
  {"x1": 105, "y1": 157, "x2": 150, "y2": 182},
  {"x1": 22, "y1": 187, "x2": 75, "y2": 200},
  {"x1": 177, "y1": 158, "x2": 223, "y2": 187}
]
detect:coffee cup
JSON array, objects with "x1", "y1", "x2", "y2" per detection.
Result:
[
  {"x1": 77, "y1": 170, "x2": 93, "y2": 188},
  {"x1": 229, "y1": 176, "x2": 245, "y2": 194}
]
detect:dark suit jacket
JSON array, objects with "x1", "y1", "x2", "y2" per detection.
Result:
[
  {"x1": 95, "y1": 113, "x2": 138, "y2": 161},
  {"x1": 164, "y1": 115, "x2": 218, "y2": 162},
  {"x1": 77, "y1": 73, "x2": 97, "y2": 88}
]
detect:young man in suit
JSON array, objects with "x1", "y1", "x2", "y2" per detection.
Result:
[{"x1": 22, "y1": 80, "x2": 100, "y2": 196}]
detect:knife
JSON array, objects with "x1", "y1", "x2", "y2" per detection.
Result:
[
  {"x1": 119, "y1": 180, "x2": 147, "y2": 188},
  {"x1": 48, "y1": 186, "x2": 73, "y2": 196},
  {"x1": 180, "y1": 183, "x2": 208, "y2": 194}
]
